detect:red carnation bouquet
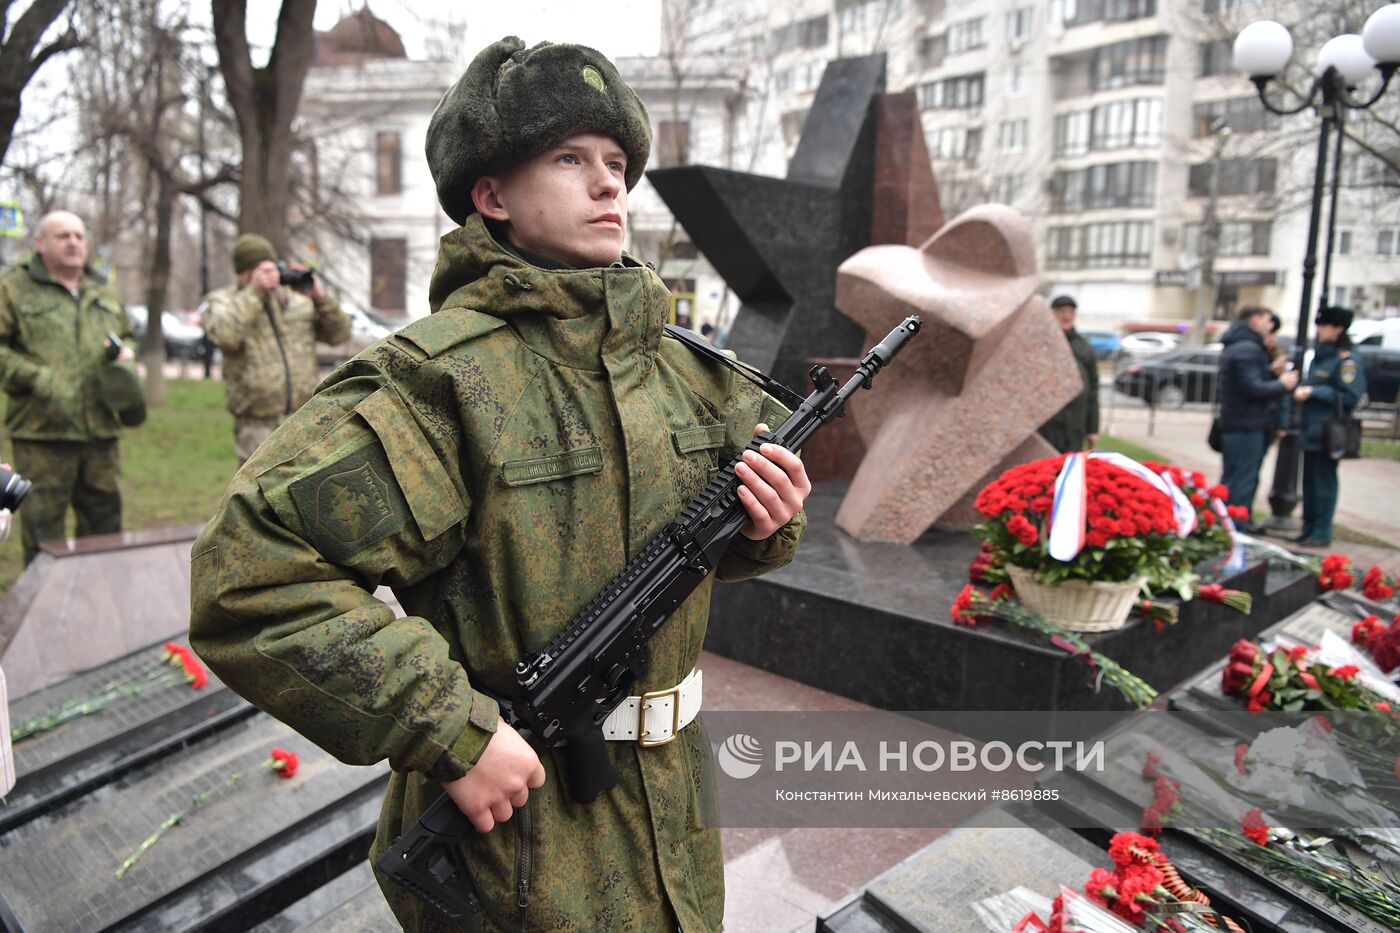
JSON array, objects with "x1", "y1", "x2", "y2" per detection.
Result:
[
  {"x1": 1351, "y1": 612, "x2": 1400, "y2": 672},
  {"x1": 1315, "y1": 552, "x2": 1398, "y2": 603},
  {"x1": 1220, "y1": 638, "x2": 1382, "y2": 712},
  {"x1": 1140, "y1": 461, "x2": 1242, "y2": 571},
  {"x1": 972, "y1": 454, "x2": 1180, "y2": 588}
]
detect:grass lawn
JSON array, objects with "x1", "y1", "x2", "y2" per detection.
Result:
[
  {"x1": 1096, "y1": 434, "x2": 1167, "y2": 463},
  {"x1": 1361, "y1": 437, "x2": 1400, "y2": 462},
  {"x1": 0, "y1": 379, "x2": 234, "y2": 597}
]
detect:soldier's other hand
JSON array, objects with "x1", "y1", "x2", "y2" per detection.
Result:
[
  {"x1": 1293, "y1": 385, "x2": 1313, "y2": 401},
  {"x1": 442, "y1": 719, "x2": 546, "y2": 833},
  {"x1": 1279, "y1": 370, "x2": 1300, "y2": 390},
  {"x1": 1085, "y1": 433, "x2": 1099, "y2": 449},
  {"x1": 737, "y1": 423, "x2": 811, "y2": 541},
  {"x1": 251, "y1": 260, "x2": 281, "y2": 294}
]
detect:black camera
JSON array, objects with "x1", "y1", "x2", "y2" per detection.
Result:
[
  {"x1": 277, "y1": 261, "x2": 316, "y2": 290},
  {"x1": 0, "y1": 466, "x2": 31, "y2": 512}
]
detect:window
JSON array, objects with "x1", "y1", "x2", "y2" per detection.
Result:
[
  {"x1": 918, "y1": 73, "x2": 985, "y2": 110},
  {"x1": 927, "y1": 125, "x2": 981, "y2": 162},
  {"x1": 1379, "y1": 228, "x2": 1397, "y2": 256},
  {"x1": 1007, "y1": 63, "x2": 1027, "y2": 96},
  {"x1": 657, "y1": 120, "x2": 691, "y2": 167},
  {"x1": 1198, "y1": 40, "x2": 1233, "y2": 77},
  {"x1": 775, "y1": 60, "x2": 824, "y2": 94},
  {"x1": 991, "y1": 173, "x2": 1023, "y2": 203},
  {"x1": 1049, "y1": 161, "x2": 1157, "y2": 211},
  {"x1": 1192, "y1": 97, "x2": 1279, "y2": 136},
  {"x1": 370, "y1": 237, "x2": 407, "y2": 312},
  {"x1": 1187, "y1": 158, "x2": 1277, "y2": 196},
  {"x1": 918, "y1": 34, "x2": 945, "y2": 66},
  {"x1": 375, "y1": 132, "x2": 401, "y2": 195},
  {"x1": 999, "y1": 118, "x2": 1028, "y2": 153},
  {"x1": 1089, "y1": 98, "x2": 1162, "y2": 149},
  {"x1": 1006, "y1": 7, "x2": 1034, "y2": 42},
  {"x1": 1185, "y1": 221, "x2": 1271, "y2": 256},
  {"x1": 1332, "y1": 286, "x2": 1347, "y2": 306},
  {"x1": 1046, "y1": 221, "x2": 1154, "y2": 268},
  {"x1": 1054, "y1": 0, "x2": 1156, "y2": 29},
  {"x1": 1339, "y1": 229, "x2": 1353, "y2": 256},
  {"x1": 946, "y1": 16, "x2": 986, "y2": 54},
  {"x1": 838, "y1": 0, "x2": 897, "y2": 34},
  {"x1": 1202, "y1": 0, "x2": 1261, "y2": 12},
  {"x1": 1055, "y1": 110, "x2": 1091, "y2": 157},
  {"x1": 772, "y1": 15, "x2": 829, "y2": 52},
  {"x1": 1092, "y1": 36, "x2": 1167, "y2": 90}
]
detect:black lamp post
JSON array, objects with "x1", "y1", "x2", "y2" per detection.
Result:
[{"x1": 1233, "y1": 10, "x2": 1400, "y2": 529}]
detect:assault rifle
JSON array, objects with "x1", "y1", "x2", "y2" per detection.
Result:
[{"x1": 379, "y1": 315, "x2": 921, "y2": 917}]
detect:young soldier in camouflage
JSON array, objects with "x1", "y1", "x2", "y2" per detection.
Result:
[
  {"x1": 189, "y1": 38, "x2": 810, "y2": 931},
  {"x1": 0, "y1": 211, "x2": 134, "y2": 564},
  {"x1": 201, "y1": 234, "x2": 351, "y2": 463}
]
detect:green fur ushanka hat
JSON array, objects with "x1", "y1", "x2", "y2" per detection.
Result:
[{"x1": 426, "y1": 37, "x2": 652, "y2": 225}]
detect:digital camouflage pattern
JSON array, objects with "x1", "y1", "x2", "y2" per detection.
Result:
[
  {"x1": 0, "y1": 253, "x2": 133, "y2": 441},
  {"x1": 202, "y1": 283, "x2": 351, "y2": 423},
  {"x1": 1040, "y1": 328, "x2": 1100, "y2": 453},
  {"x1": 188, "y1": 214, "x2": 805, "y2": 932},
  {"x1": 10, "y1": 438, "x2": 121, "y2": 563}
]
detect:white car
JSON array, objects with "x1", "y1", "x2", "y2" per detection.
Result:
[
  {"x1": 317, "y1": 299, "x2": 396, "y2": 365},
  {"x1": 1117, "y1": 331, "x2": 1181, "y2": 360}
]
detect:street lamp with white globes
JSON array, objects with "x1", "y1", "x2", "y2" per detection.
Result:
[{"x1": 1233, "y1": 6, "x2": 1400, "y2": 531}]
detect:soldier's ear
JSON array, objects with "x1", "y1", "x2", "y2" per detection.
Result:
[{"x1": 471, "y1": 176, "x2": 510, "y2": 223}]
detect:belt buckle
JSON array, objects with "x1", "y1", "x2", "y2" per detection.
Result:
[{"x1": 638, "y1": 684, "x2": 683, "y2": 748}]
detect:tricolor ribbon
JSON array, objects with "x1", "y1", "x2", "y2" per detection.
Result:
[
  {"x1": 1212, "y1": 497, "x2": 1247, "y2": 575},
  {"x1": 1048, "y1": 451, "x2": 1196, "y2": 563}
]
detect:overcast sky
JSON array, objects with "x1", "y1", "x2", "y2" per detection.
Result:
[{"x1": 243, "y1": 0, "x2": 664, "y2": 61}]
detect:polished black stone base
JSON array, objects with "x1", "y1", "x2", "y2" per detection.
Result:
[{"x1": 705, "y1": 483, "x2": 1318, "y2": 713}]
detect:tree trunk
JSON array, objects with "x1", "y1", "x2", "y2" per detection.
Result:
[
  {"x1": 212, "y1": 0, "x2": 318, "y2": 254},
  {"x1": 142, "y1": 175, "x2": 174, "y2": 406},
  {"x1": 0, "y1": 0, "x2": 80, "y2": 167}
]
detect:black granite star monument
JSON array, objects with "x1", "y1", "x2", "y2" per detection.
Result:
[{"x1": 647, "y1": 54, "x2": 886, "y2": 393}]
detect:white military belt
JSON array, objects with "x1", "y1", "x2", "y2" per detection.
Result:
[{"x1": 600, "y1": 668, "x2": 702, "y2": 747}]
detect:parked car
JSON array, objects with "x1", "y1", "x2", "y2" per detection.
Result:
[
  {"x1": 1351, "y1": 323, "x2": 1400, "y2": 405},
  {"x1": 1114, "y1": 345, "x2": 1221, "y2": 408},
  {"x1": 1078, "y1": 328, "x2": 1121, "y2": 360},
  {"x1": 126, "y1": 305, "x2": 208, "y2": 361},
  {"x1": 1117, "y1": 331, "x2": 1181, "y2": 361},
  {"x1": 316, "y1": 299, "x2": 396, "y2": 366}
]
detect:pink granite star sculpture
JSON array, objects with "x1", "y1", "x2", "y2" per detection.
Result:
[{"x1": 833, "y1": 204, "x2": 1081, "y2": 543}]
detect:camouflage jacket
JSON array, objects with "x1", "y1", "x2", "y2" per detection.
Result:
[
  {"x1": 188, "y1": 215, "x2": 805, "y2": 932},
  {"x1": 202, "y1": 282, "x2": 350, "y2": 420},
  {"x1": 0, "y1": 254, "x2": 133, "y2": 441}
]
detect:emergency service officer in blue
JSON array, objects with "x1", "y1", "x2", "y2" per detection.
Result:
[{"x1": 1290, "y1": 305, "x2": 1366, "y2": 548}]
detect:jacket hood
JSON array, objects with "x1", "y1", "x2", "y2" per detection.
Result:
[
  {"x1": 23, "y1": 252, "x2": 107, "y2": 290},
  {"x1": 1221, "y1": 319, "x2": 1263, "y2": 348}
]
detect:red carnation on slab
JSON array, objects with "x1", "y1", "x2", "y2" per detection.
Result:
[{"x1": 269, "y1": 747, "x2": 299, "y2": 778}]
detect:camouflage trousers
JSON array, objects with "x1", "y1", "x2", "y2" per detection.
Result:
[
  {"x1": 10, "y1": 439, "x2": 122, "y2": 565},
  {"x1": 234, "y1": 415, "x2": 284, "y2": 465}
]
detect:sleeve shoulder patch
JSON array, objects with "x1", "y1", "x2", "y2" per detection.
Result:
[
  {"x1": 1341, "y1": 358, "x2": 1358, "y2": 383},
  {"x1": 287, "y1": 441, "x2": 410, "y2": 562},
  {"x1": 396, "y1": 308, "x2": 508, "y2": 358}
]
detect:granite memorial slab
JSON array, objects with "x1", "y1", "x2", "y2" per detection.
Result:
[
  {"x1": 705, "y1": 484, "x2": 1317, "y2": 718},
  {"x1": 2, "y1": 636, "x2": 254, "y2": 835},
  {"x1": 817, "y1": 806, "x2": 1106, "y2": 932},
  {"x1": 0, "y1": 710, "x2": 387, "y2": 932},
  {"x1": 832, "y1": 205, "x2": 1079, "y2": 542},
  {"x1": 1040, "y1": 762, "x2": 1357, "y2": 933}
]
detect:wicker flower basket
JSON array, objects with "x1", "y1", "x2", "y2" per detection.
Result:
[{"x1": 1006, "y1": 565, "x2": 1145, "y2": 633}]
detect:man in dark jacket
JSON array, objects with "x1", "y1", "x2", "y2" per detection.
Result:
[
  {"x1": 1216, "y1": 305, "x2": 1298, "y2": 529},
  {"x1": 1039, "y1": 294, "x2": 1100, "y2": 452}
]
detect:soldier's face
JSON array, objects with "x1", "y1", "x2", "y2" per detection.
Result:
[
  {"x1": 476, "y1": 132, "x2": 628, "y2": 268},
  {"x1": 1052, "y1": 304, "x2": 1076, "y2": 331},
  {"x1": 36, "y1": 216, "x2": 88, "y2": 273}
]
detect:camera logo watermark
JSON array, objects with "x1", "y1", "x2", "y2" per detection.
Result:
[{"x1": 717, "y1": 733, "x2": 764, "y2": 779}]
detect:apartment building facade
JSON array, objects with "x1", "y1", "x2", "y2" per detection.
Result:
[{"x1": 665, "y1": 0, "x2": 1400, "y2": 331}]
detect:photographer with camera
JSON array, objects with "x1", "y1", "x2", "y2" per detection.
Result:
[{"x1": 202, "y1": 233, "x2": 351, "y2": 464}]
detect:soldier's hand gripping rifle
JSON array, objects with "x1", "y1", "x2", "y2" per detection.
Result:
[{"x1": 379, "y1": 316, "x2": 921, "y2": 918}]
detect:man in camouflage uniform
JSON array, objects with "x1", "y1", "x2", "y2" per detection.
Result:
[
  {"x1": 189, "y1": 37, "x2": 810, "y2": 931},
  {"x1": 202, "y1": 234, "x2": 351, "y2": 463},
  {"x1": 1039, "y1": 294, "x2": 1100, "y2": 453},
  {"x1": 0, "y1": 211, "x2": 134, "y2": 564}
]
